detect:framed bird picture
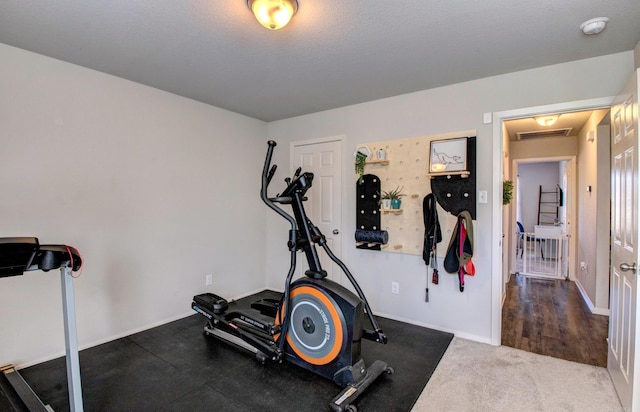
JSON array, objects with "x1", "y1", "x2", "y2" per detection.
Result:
[{"x1": 429, "y1": 137, "x2": 467, "y2": 174}]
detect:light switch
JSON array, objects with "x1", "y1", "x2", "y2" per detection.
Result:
[
  {"x1": 478, "y1": 190, "x2": 488, "y2": 204},
  {"x1": 483, "y1": 112, "x2": 492, "y2": 124}
]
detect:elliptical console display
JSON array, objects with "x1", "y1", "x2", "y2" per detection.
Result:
[{"x1": 192, "y1": 141, "x2": 392, "y2": 411}]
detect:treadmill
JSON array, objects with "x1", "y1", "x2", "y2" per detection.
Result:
[{"x1": 0, "y1": 237, "x2": 84, "y2": 412}]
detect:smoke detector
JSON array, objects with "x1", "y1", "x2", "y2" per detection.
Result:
[{"x1": 580, "y1": 17, "x2": 609, "y2": 35}]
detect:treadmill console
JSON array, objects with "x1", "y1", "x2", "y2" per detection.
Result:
[
  {"x1": 0, "y1": 237, "x2": 39, "y2": 278},
  {"x1": 0, "y1": 238, "x2": 82, "y2": 277}
]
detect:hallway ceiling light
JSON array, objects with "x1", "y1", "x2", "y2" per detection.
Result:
[
  {"x1": 535, "y1": 115, "x2": 559, "y2": 127},
  {"x1": 580, "y1": 17, "x2": 609, "y2": 35},
  {"x1": 248, "y1": 0, "x2": 298, "y2": 30}
]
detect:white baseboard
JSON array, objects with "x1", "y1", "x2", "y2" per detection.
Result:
[
  {"x1": 17, "y1": 310, "x2": 196, "y2": 369},
  {"x1": 574, "y1": 279, "x2": 610, "y2": 316},
  {"x1": 592, "y1": 307, "x2": 610, "y2": 316},
  {"x1": 17, "y1": 288, "x2": 273, "y2": 370},
  {"x1": 374, "y1": 311, "x2": 492, "y2": 345},
  {"x1": 18, "y1": 288, "x2": 495, "y2": 369},
  {"x1": 502, "y1": 273, "x2": 513, "y2": 308}
]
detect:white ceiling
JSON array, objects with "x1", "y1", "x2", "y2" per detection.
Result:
[{"x1": 1, "y1": 1, "x2": 638, "y2": 122}]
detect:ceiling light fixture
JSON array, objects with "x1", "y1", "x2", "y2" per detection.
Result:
[
  {"x1": 248, "y1": 0, "x2": 298, "y2": 30},
  {"x1": 535, "y1": 115, "x2": 559, "y2": 127},
  {"x1": 580, "y1": 17, "x2": 609, "y2": 35}
]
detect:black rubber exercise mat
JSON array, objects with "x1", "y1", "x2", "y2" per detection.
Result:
[{"x1": 17, "y1": 291, "x2": 453, "y2": 411}]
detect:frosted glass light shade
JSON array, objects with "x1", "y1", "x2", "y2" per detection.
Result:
[
  {"x1": 535, "y1": 115, "x2": 559, "y2": 127},
  {"x1": 248, "y1": 0, "x2": 298, "y2": 30},
  {"x1": 580, "y1": 17, "x2": 609, "y2": 35}
]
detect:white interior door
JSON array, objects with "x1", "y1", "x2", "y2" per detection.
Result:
[
  {"x1": 608, "y1": 68, "x2": 640, "y2": 411},
  {"x1": 291, "y1": 138, "x2": 343, "y2": 283}
]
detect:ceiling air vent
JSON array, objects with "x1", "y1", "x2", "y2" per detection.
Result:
[{"x1": 516, "y1": 128, "x2": 573, "y2": 140}]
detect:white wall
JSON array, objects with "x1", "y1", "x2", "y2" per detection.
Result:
[
  {"x1": 595, "y1": 123, "x2": 611, "y2": 312},
  {"x1": 266, "y1": 51, "x2": 634, "y2": 342},
  {"x1": 517, "y1": 162, "x2": 561, "y2": 232},
  {"x1": 511, "y1": 135, "x2": 578, "y2": 160},
  {"x1": 503, "y1": 123, "x2": 513, "y2": 296},
  {"x1": 0, "y1": 44, "x2": 267, "y2": 366},
  {"x1": 576, "y1": 109, "x2": 610, "y2": 312},
  {"x1": 558, "y1": 161, "x2": 568, "y2": 231}
]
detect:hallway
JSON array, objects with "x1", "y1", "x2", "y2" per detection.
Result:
[{"x1": 501, "y1": 274, "x2": 608, "y2": 367}]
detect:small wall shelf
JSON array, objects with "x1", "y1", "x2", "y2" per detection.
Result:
[
  {"x1": 366, "y1": 160, "x2": 390, "y2": 166},
  {"x1": 428, "y1": 170, "x2": 470, "y2": 179},
  {"x1": 381, "y1": 209, "x2": 403, "y2": 215}
]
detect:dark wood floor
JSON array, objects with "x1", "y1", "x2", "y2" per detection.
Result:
[{"x1": 501, "y1": 274, "x2": 609, "y2": 367}]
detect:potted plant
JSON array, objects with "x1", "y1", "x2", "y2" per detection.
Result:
[
  {"x1": 355, "y1": 151, "x2": 368, "y2": 184},
  {"x1": 503, "y1": 180, "x2": 514, "y2": 205},
  {"x1": 380, "y1": 186, "x2": 405, "y2": 209}
]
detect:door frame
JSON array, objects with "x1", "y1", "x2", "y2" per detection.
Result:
[
  {"x1": 490, "y1": 96, "x2": 614, "y2": 345},
  {"x1": 510, "y1": 156, "x2": 576, "y2": 280}
]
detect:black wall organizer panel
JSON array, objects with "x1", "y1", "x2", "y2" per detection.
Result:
[
  {"x1": 430, "y1": 136, "x2": 477, "y2": 219},
  {"x1": 355, "y1": 174, "x2": 382, "y2": 251}
]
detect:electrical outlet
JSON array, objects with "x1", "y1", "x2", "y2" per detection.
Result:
[
  {"x1": 206, "y1": 274, "x2": 213, "y2": 286},
  {"x1": 580, "y1": 262, "x2": 587, "y2": 271},
  {"x1": 391, "y1": 282, "x2": 399, "y2": 294}
]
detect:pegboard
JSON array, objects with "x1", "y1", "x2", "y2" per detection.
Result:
[{"x1": 355, "y1": 130, "x2": 476, "y2": 256}]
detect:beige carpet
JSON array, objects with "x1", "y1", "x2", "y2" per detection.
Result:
[{"x1": 412, "y1": 338, "x2": 622, "y2": 412}]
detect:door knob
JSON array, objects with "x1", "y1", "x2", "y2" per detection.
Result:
[
  {"x1": 332, "y1": 229, "x2": 339, "y2": 235},
  {"x1": 620, "y1": 262, "x2": 637, "y2": 274}
]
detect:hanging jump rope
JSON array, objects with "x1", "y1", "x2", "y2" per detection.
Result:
[{"x1": 423, "y1": 193, "x2": 442, "y2": 302}]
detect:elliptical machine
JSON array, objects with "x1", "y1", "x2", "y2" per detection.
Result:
[{"x1": 192, "y1": 140, "x2": 392, "y2": 412}]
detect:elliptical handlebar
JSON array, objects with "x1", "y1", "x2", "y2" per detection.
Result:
[
  {"x1": 262, "y1": 140, "x2": 278, "y2": 192},
  {"x1": 259, "y1": 141, "x2": 386, "y2": 345},
  {"x1": 261, "y1": 141, "x2": 296, "y2": 228},
  {"x1": 266, "y1": 165, "x2": 277, "y2": 185}
]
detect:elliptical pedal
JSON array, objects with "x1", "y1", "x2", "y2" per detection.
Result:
[
  {"x1": 330, "y1": 360, "x2": 394, "y2": 412},
  {"x1": 250, "y1": 298, "x2": 280, "y2": 317},
  {"x1": 193, "y1": 293, "x2": 228, "y2": 314}
]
